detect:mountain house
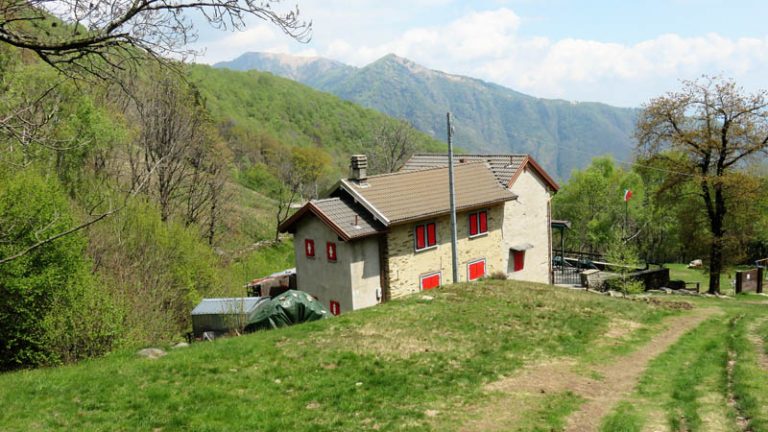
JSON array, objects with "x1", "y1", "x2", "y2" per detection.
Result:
[{"x1": 279, "y1": 154, "x2": 559, "y2": 315}]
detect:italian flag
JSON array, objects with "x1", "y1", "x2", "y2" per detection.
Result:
[{"x1": 623, "y1": 189, "x2": 633, "y2": 202}]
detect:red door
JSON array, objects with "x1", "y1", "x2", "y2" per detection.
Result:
[{"x1": 468, "y1": 260, "x2": 486, "y2": 281}]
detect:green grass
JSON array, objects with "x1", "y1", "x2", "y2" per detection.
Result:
[
  {"x1": 600, "y1": 402, "x2": 644, "y2": 432},
  {"x1": 664, "y1": 263, "x2": 737, "y2": 294},
  {"x1": 728, "y1": 315, "x2": 768, "y2": 431},
  {"x1": 0, "y1": 280, "x2": 675, "y2": 431},
  {"x1": 602, "y1": 296, "x2": 768, "y2": 432},
  {"x1": 515, "y1": 391, "x2": 584, "y2": 432}
]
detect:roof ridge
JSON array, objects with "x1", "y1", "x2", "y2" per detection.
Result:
[
  {"x1": 311, "y1": 197, "x2": 341, "y2": 203},
  {"x1": 411, "y1": 153, "x2": 529, "y2": 158},
  {"x1": 367, "y1": 160, "x2": 488, "y2": 179}
]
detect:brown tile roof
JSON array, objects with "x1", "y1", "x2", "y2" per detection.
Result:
[
  {"x1": 401, "y1": 154, "x2": 559, "y2": 191},
  {"x1": 340, "y1": 161, "x2": 516, "y2": 225},
  {"x1": 279, "y1": 196, "x2": 385, "y2": 240}
]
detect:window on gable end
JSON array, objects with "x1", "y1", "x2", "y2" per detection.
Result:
[
  {"x1": 305, "y1": 239, "x2": 315, "y2": 258},
  {"x1": 327, "y1": 241, "x2": 337, "y2": 262}
]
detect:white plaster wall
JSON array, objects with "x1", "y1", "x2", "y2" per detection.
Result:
[
  {"x1": 293, "y1": 217, "x2": 354, "y2": 313},
  {"x1": 348, "y1": 237, "x2": 382, "y2": 310},
  {"x1": 504, "y1": 170, "x2": 553, "y2": 283}
]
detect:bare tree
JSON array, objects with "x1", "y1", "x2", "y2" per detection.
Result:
[
  {"x1": 369, "y1": 119, "x2": 416, "y2": 174},
  {"x1": 134, "y1": 72, "x2": 206, "y2": 222},
  {"x1": 636, "y1": 76, "x2": 768, "y2": 294},
  {"x1": 0, "y1": 1, "x2": 310, "y2": 78}
]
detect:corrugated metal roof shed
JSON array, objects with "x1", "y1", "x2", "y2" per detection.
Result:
[{"x1": 191, "y1": 297, "x2": 265, "y2": 316}]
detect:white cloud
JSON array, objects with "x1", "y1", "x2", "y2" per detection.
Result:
[{"x1": 194, "y1": 5, "x2": 768, "y2": 106}]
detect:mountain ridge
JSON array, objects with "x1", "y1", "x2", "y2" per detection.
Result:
[{"x1": 214, "y1": 52, "x2": 639, "y2": 179}]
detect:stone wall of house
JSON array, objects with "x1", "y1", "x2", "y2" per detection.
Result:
[
  {"x1": 386, "y1": 205, "x2": 505, "y2": 298},
  {"x1": 293, "y1": 216, "x2": 382, "y2": 313},
  {"x1": 504, "y1": 169, "x2": 553, "y2": 284}
]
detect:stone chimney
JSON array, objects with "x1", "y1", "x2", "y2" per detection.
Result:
[{"x1": 349, "y1": 154, "x2": 368, "y2": 184}]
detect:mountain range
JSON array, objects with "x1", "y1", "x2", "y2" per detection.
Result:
[{"x1": 215, "y1": 52, "x2": 639, "y2": 180}]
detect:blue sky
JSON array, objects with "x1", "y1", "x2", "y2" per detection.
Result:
[{"x1": 193, "y1": 1, "x2": 768, "y2": 107}]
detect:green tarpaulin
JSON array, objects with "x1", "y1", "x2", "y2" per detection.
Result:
[
  {"x1": 191, "y1": 290, "x2": 330, "y2": 337},
  {"x1": 246, "y1": 290, "x2": 330, "y2": 331}
]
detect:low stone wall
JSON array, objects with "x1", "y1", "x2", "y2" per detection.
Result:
[{"x1": 633, "y1": 268, "x2": 670, "y2": 291}]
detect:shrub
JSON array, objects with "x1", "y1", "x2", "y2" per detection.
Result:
[{"x1": 0, "y1": 169, "x2": 119, "y2": 369}]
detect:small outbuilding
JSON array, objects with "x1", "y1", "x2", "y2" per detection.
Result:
[{"x1": 191, "y1": 297, "x2": 268, "y2": 338}]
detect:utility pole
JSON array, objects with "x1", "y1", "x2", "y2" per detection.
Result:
[{"x1": 447, "y1": 112, "x2": 459, "y2": 283}]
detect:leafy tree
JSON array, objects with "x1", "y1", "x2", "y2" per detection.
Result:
[
  {"x1": 0, "y1": 169, "x2": 118, "y2": 369},
  {"x1": 636, "y1": 76, "x2": 768, "y2": 294},
  {"x1": 552, "y1": 156, "x2": 643, "y2": 255}
]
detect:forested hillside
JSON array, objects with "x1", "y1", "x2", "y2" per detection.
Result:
[
  {"x1": 217, "y1": 52, "x2": 639, "y2": 179},
  {"x1": 0, "y1": 44, "x2": 442, "y2": 370}
]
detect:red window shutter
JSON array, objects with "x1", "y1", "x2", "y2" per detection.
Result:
[
  {"x1": 415, "y1": 225, "x2": 426, "y2": 249},
  {"x1": 420, "y1": 273, "x2": 440, "y2": 290},
  {"x1": 469, "y1": 213, "x2": 478, "y2": 236},
  {"x1": 514, "y1": 251, "x2": 525, "y2": 272},
  {"x1": 469, "y1": 260, "x2": 486, "y2": 281},
  {"x1": 479, "y1": 211, "x2": 488, "y2": 233},
  {"x1": 327, "y1": 242, "x2": 337, "y2": 261},
  {"x1": 305, "y1": 239, "x2": 315, "y2": 257},
  {"x1": 329, "y1": 300, "x2": 340, "y2": 315},
  {"x1": 427, "y1": 223, "x2": 436, "y2": 246}
]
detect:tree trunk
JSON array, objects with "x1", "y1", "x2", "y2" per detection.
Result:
[
  {"x1": 708, "y1": 235, "x2": 722, "y2": 294},
  {"x1": 707, "y1": 186, "x2": 726, "y2": 294}
]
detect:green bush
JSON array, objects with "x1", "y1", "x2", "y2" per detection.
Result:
[{"x1": 0, "y1": 169, "x2": 119, "y2": 369}]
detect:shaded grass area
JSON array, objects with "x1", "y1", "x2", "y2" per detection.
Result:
[
  {"x1": 728, "y1": 315, "x2": 768, "y2": 431},
  {"x1": 0, "y1": 281, "x2": 674, "y2": 431}
]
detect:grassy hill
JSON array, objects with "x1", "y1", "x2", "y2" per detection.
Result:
[
  {"x1": 2, "y1": 280, "x2": 766, "y2": 431},
  {"x1": 0, "y1": 281, "x2": 697, "y2": 430},
  {"x1": 188, "y1": 64, "x2": 445, "y2": 175}
]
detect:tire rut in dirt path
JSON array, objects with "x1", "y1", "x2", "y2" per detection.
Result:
[
  {"x1": 562, "y1": 308, "x2": 718, "y2": 432},
  {"x1": 460, "y1": 308, "x2": 719, "y2": 432},
  {"x1": 747, "y1": 317, "x2": 768, "y2": 371}
]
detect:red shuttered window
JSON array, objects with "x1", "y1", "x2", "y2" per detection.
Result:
[
  {"x1": 327, "y1": 242, "x2": 337, "y2": 262},
  {"x1": 420, "y1": 273, "x2": 441, "y2": 290},
  {"x1": 414, "y1": 222, "x2": 437, "y2": 251},
  {"x1": 305, "y1": 239, "x2": 315, "y2": 258},
  {"x1": 513, "y1": 251, "x2": 525, "y2": 272},
  {"x1": 468, "y1": 259, "x2": 486, "y2": 281},
  {"x1": 468, "y1": 210, "x2": 488, "y2": 237}
]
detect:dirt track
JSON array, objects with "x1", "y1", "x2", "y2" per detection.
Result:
[{"x1": 461, "y1": 308, "x2": 719, "y2": 432}]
